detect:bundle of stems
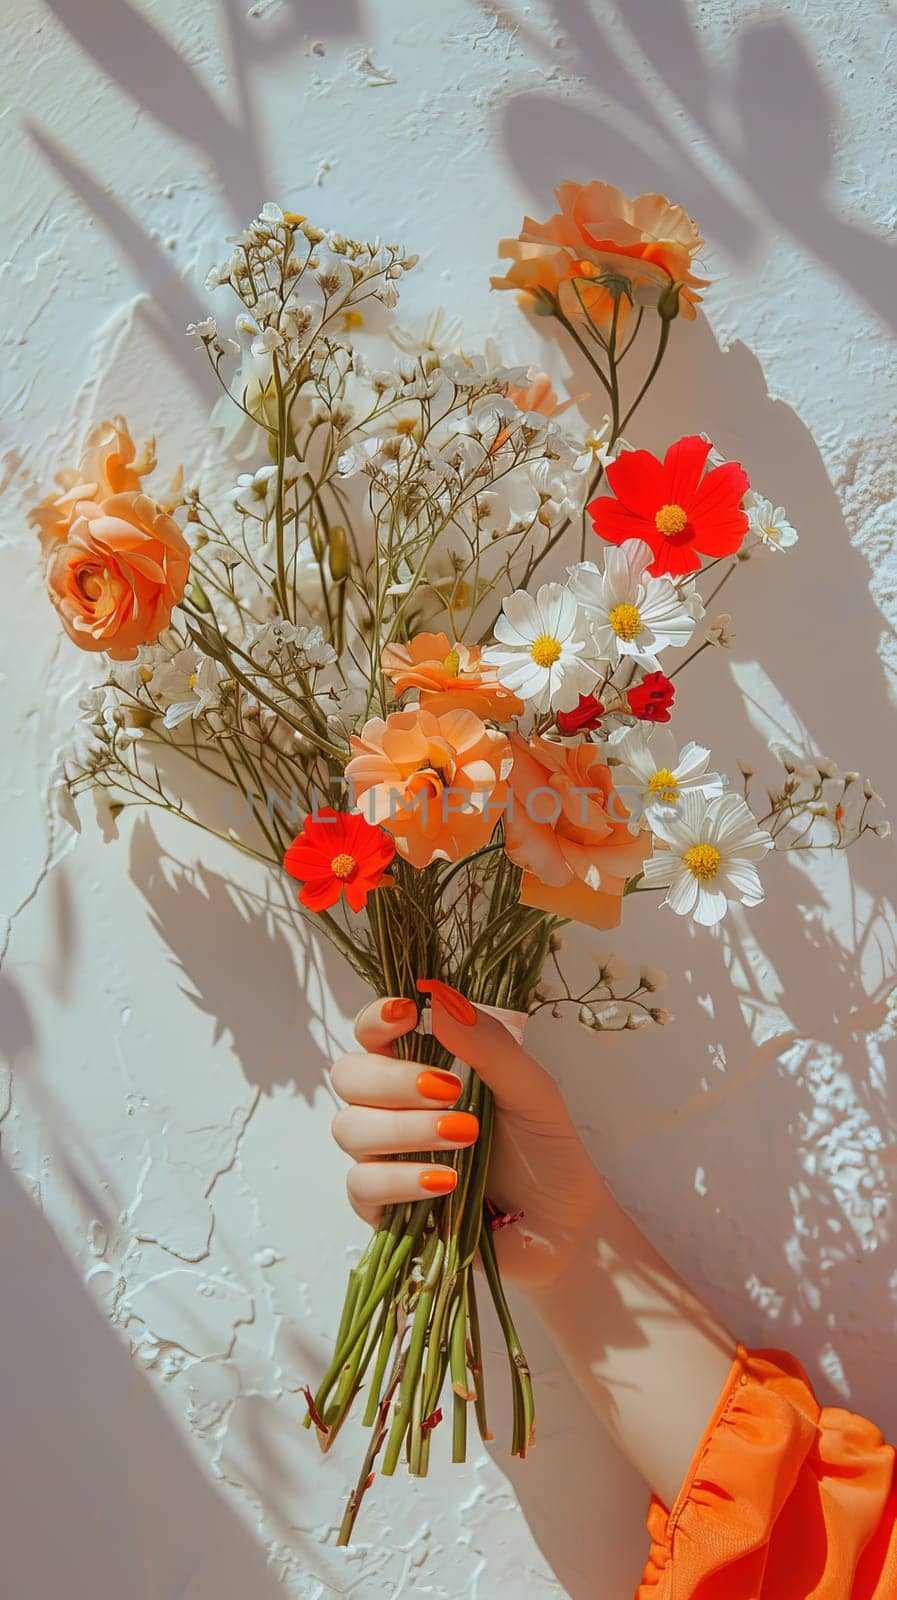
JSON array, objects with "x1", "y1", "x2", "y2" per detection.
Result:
[{"x1": 304, "y1": 851, "x2": 553, "y2": 1545}]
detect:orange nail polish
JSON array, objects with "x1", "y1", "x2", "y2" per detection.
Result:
[
  {"x1": 416, "y1": 978, "x2": 477, "y2": 1026},
  {"x1": 419, "y1": 1168, "x2": 457, "y2": 1195},
  {"x1": 381, "y1": 997, "x2": 418, "y2": 1025},
  {"x1": 416, "y1": 1069, "x2": 462, "y2": 1104},
  {"x1": 436, "y1": 1111, "x2": 479, "y2": 1146}
]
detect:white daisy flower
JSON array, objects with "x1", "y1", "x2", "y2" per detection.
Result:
[
  {"x1": 747, "y1": 495, "x2": 798, "y2": 551},
  {"x1": 483, "y1": 582, "x2": 602, "y2": 713},
  {"x1": 568, "y1": 539, "x2": 700, "y2": 670},
  {"x1": 606, "y1": 725, "x2": 724, "y2": 828},
  {"x1": 641, "y1": 790, "x2": 773, "y2": 926},
  {"x1": 153, "y1": 650, "x2": 223, "y2": 729}
]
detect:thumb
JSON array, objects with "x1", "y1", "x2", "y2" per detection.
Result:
[{"x1": 416, "y1": 979, "x2": 563, "y2": 1118}]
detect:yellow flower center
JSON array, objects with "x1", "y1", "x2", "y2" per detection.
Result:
[
  {"x1": 395, "y1": 416, "x2": 418, "y2": 435},
  {"x1": 330, "y1": 852, "x2": 357, "y2": 880},
  {"x1": 608, "y1": 602, "x2": 642, "y2": 641},
  {"x1": 572, "y1": 258, "x2": 599, "y2": 279},
  {"x1": 648, "y1": 768, "x2": 679, "y2": 804},
  {"x1": 654, "y1": 502, "x2": 688, "y2": 536},
  {"x1": 188, "y1": 672, "x2": 198, "y2": 689},
  {"x1": 443, "y1": 648, "x2": 461, "y2": 677},
  {"x1": 139, "y1": 666, "x2": 154, "y2": 685},
  {"x1": 530, "y1": 635, "x2": 563, "y2": 668},
  {"x1": 683, "y1": 842, "x2": 722, "y2": 882}
]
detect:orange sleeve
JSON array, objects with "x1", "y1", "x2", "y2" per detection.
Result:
[{"x1": 636, "y1": 1344, "x2": 897, "y2": 1599}]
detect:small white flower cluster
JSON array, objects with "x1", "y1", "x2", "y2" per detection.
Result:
[
  {"x1": 247, "y1": 619, "x2": 336, "y2": 671},
  {"x1": 766, "y1": 746, "x2": 890, "y2": 843}
]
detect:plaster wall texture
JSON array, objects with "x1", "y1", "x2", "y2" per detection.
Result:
[{"x1": 1, "y1": 2, "x2": 896, "y2": 1596}]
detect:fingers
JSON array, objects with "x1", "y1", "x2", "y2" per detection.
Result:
[
  {"x1": 331, "y1": 1050, "x2": 463, "y2": 1110},
  {"x1": 332, "y1": 1104, "x2": 478, "y2": 1159},
  {"x1": 353, "y1": 996, "x2": 419, "y2": 1057},
  {"x1": 347, "y1": 1160, "x2": 457, "y2": 1225},
  {"x1": 417, "y1": 978, "x2": 564, "y2": 1119}
]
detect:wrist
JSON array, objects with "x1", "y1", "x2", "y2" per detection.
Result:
[{"x1": 519, "y1": 1170, "x2": 611, "y2": 1319}]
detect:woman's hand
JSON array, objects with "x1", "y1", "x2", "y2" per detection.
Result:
[
  {"x1": 329, "y1": 979, "x2": 605, "y2": 1290},
  {"x1": 330, "y1": 977, "x2": 737, "y2": 1505}
]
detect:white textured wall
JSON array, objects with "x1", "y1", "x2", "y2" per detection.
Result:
[{"x1": 2, "y1": 2, "x2": 896, "y2": 1596}]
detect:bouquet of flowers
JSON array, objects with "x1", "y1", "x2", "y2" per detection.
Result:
[{"x1": 34, "y1": 182, "x2": 886, "y2": 1541}]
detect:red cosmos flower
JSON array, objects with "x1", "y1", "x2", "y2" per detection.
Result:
[
  {"x1": 556, "y1": 694, "x2": 605, "y2": 735},
  {"x1": 626, "y1": 672, "x2": 675, "y2": 722},
  {"x1": 284, "y1": 808, "x2": 395, "y2": 913},
  {"x1": 588, "y1": 435, "x2": 749, "y2": 577}
]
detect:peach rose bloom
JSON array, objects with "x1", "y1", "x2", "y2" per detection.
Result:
[
  {"x1": 504, "y1": 732, "x2": 648, "y2": 929},
  {"x1": 346, "y1": 706, "x2": 512, "y2": 867},
  {"x1": 381, "y1": 632, "x2": 524, "y2": 719},
  {"x1": 45, "y1": 491, "x2": 190, "y2": 661},
  {"x1": 492, "y1": 180, "x2": 707, "y2": 331},
  {"x1": 31, "y1": 417, "x2": 155, "y2": 556}
]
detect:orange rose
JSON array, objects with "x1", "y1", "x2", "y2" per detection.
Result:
[
  {"x1": 493, "y1": 181, "x2": 707, "y2": 330},
  {"x1": 31, "y1": 417, "x2": 155, "y2": 556},
  {"x1": 381, "y1": 632, "x2": 524, "y2": 719},
  {"x1": 504, "y1": 733, "x2": 648, "y2": 929},
  {"x1": 45, "y1": 491, "x2": 190, "y2": 660},
  {"x1": 345, "y1": 706, "x2": 512, "y2": 867}
]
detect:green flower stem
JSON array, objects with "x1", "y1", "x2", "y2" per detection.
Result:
[
  {"x1": 381, "y1": 1235, "x2": 444, "y2": 1476},
  {"x1": 479, "y1": 1220, "x2": 534, "y2": 1457},
  {"x1": 458, "y1": 1087, "x2": 495, "y2": 1268},
  {"x1": 362, "y1": 1290, "x2": 399, "y2": 1428},
  {"x1": 466, "y1": 1269, "x2": 490, "y2": 1444},
  {"x1": 312, "y1": 1204, "x2": 429, "y2": 1418},
  {"x1": 450, "y1": 1276, "x2": 471, "y2": 1462},
  {"x1": 419, "y1": 1234, "x2": 459, "y2": 1425},
  {"x1": 334, "y1": 1262, "x2": 364, "y2": 1357}
]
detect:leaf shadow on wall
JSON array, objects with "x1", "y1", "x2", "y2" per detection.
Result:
[
  {"x1": 128, "y1": 814, "x2": 356, "y2": 1098},
  {"x1": 30, "y1": 0, "x2": 365, "y2": 405}
]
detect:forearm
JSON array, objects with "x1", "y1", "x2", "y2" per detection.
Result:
[{"x1": 525, "y1": 1175, "x2": 737, "y2": 1510}]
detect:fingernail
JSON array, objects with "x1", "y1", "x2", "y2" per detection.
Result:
[
  {"x1": 419, "y1": 1168, "x2": 457, "y2": 1195},
  {"x1": 416, "y1": 1068, "x2": 462, "y2": 1104},
  {"x1": 436, "y1": 1111, "x2": 479, "y2": 1146},
  {"x1": 416, "y1": 978, "x2": 477, "y2": 1026},
  {"x1": 381, "y1": 997, "x2": 418, "y2": 1025}
]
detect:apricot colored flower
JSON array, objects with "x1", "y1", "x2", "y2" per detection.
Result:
[
  {"x1": 506, "y1": 371, "x2": 577, "y2": 420},
  {"x1": 31, "y1": 417, "x2": 154, "y2": 556},
  {"x1": 45, "y1": 491, "x2": 190, "y2": 660},
  {"x1": 492, "y1": 181, "x2": 707, "y2": 331},
  {"x1": 504, "y1": 734, "x2": 647, "y2": 929},
  {"x1": 590, "y1": 436, "x2": 749, "y2": 577},
  {"x1": 346, "y1": 706, "x2": 512, "y2": 868},
  {"x1": 284, "y1": 808, "x2": 395, "y2": 913},
  {"x1": 381, "y1": 632, "x2": 524, "y2": 719}
]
